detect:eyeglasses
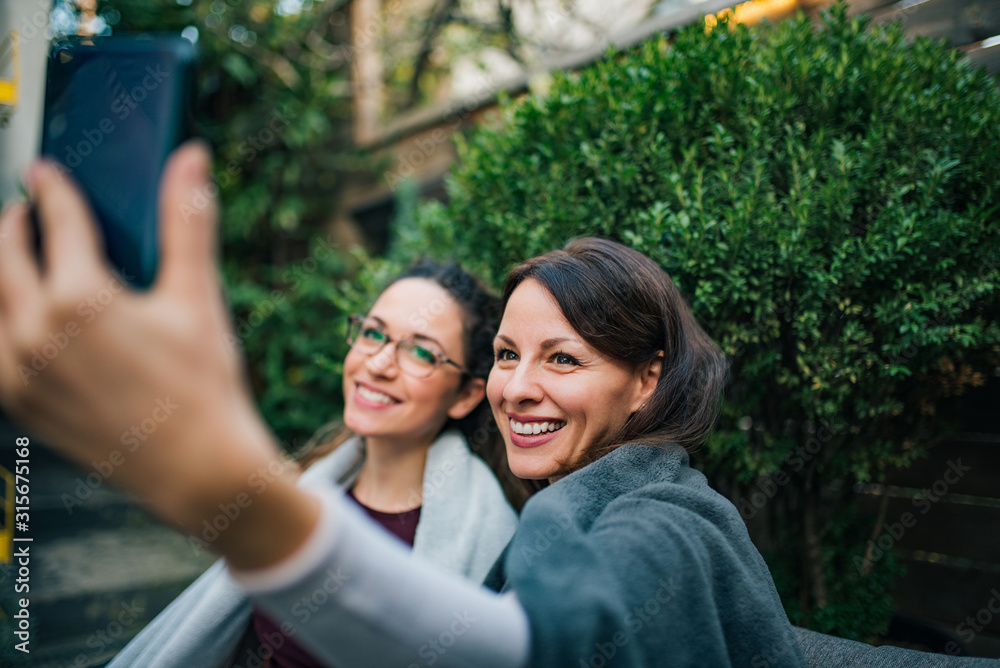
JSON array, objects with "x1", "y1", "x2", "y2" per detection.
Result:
[{"x1": 346, "y1": 315, "x2": 465, "y2": 378}]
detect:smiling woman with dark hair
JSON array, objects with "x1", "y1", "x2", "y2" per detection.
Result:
[
  {"x1": 478, "y1": 237, "x2": 799, "y2": 667},
  {"x1": 494, "y1": 237, "x2": 726, "y2": 470}
]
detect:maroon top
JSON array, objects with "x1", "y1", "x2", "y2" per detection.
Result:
[{"x1": 251, "y1": 489, "x2": 422, "y2": 668}]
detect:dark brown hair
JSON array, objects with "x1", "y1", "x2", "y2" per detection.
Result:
[
  {"x1": 300, "y1": 259, "x2": 537, "y2": 510},
  {"x1": 501, "y1": 237, "x2": 727, "y2": 465}
]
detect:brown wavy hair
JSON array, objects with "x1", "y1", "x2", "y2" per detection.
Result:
[{"x1": 501, "y1": 237, "x2": 727, "y2": 469}]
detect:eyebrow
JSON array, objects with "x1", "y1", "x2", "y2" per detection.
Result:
[
  {"x1": 367, "y1": 315, "x2": 447, "y2": 350},
  {"x1": 494, "y1": 334, "x2": 579, "y2": 349}
]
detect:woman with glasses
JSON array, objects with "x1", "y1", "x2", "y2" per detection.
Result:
[{"x1": 100, "y1": 258, "x2": 525, "y2": 667}]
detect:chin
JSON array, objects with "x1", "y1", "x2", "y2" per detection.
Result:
[
  {"x1": 508, "y1": 458, "x2": 555, "y2": 481},
  {"x1": 342, "y1": 410, "x2": 366, "y2": 436}
]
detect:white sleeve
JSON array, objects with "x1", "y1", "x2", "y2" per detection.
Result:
[{"x1": 228, "y1": 486, "x2": 531, "y2": 668}]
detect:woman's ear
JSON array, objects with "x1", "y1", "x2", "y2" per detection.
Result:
[
  {"x1": 630, "y1": 353, "x2": 663, "y2": 413},
  {"x1": 448, "y1": 377, "x2": 487, "y2": 420}
]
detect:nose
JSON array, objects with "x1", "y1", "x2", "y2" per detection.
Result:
[
  {"x1": 501, "y1": 359, "x2": 544, "y2": 406},
  {"x1": 364, "y1": 341, "x2": 400, "y2": 378}
]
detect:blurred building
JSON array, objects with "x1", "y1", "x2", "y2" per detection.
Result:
[{"x1": 0, "y1": 0, "x2": 51, "y2": 205}]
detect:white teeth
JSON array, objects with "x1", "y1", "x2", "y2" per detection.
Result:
[
  {"x1": 509, "y1": 419, "x2": 565, "y2": 435},
  {"x1": 358, "y1": 385, "x2": 395, "y2": 405}
]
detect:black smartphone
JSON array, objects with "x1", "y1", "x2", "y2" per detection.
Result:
[{"x1": 39, "y1": 36, "x2": 196, "y2": 289}]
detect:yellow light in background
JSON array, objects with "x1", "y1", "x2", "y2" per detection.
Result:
[
  {"x1": 0, "y1": 466, "x2": 13, "y2": 564},
  {"x1": 706, "y1": 0, "x2": 800, "y2": 33},
  {"x1": 0, "y1": 31, "x2": 20, "y2": 107}
]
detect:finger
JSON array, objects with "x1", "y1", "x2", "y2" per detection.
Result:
[
  {"x1": 155, "y1": 141, "x2": 219, "y2": 297},
  {"x1": 25, "y1": 160, "x2": 107, "y2": 288},
  {"x1": 0, "y1": 202, "x2": 43, "y2": 400},
  {"x1": 0, "y1": 201, "x2": 43, "y2": 317}
]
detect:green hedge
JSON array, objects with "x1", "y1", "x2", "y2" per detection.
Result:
[
  {"x1": 94, "y1": 0, "x2": 364, "y2": 447},
  {"x1": 223, "y1": 235, "x2": 350, "y2": 449},
  {"x1": 384, "y1": 4, "x2": 1000, "y2": 638}
]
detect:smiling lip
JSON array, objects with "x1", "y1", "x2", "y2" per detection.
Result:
[
  {"x1": 506, "y1": 413, "x2": 565, "y2": 449},
  {"x1": 507, "y1": 412, "x2": 560, "y2": 423},
  {"x1": 353, "y1": 381, "x2": 401, "y2": 410}
]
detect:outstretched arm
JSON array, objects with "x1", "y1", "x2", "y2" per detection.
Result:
[
  {"x1": 232, "y1": 484, "x2": 529, "y2": 668},
  {"x1": 0, "y1": 143, "x2": 318, "y2": 570}
]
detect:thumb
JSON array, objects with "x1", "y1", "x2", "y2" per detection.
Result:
[{"x1": 155, "y1": 141, "x2": 219, "y2": 297}]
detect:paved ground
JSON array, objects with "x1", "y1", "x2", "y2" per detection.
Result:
[{"x1": 2, "y1": 423, "x2": 215, "y2": 668}]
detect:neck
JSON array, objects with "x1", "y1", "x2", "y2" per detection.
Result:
[{"x1": 351, "y1": 433, "x2": 437, "y2": 512}]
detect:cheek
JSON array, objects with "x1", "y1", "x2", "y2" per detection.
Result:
[
  {"x1": 343, "y1": 349, "x2": 365, "y2": 388},
  {"x1": 407, "y1": 379, "x2": 439, "y2": 406},
  {"x1": 562, "y1": 380, "x2": 629, "y2": 429},
  {"x1": 408, "y1": 376, "x2": 464, "y2": 418},
  {"x1": 549, "y1": 379, "x2": 590, "y2": 412},
  {"x1": 342, "y1": 350, "x2": 382, "y2": 418},
  {"x1": 587, "y1": 384, "x2": 636, "y2": 433},
  {"x1": 486, "y1": 371, "x2": 506, "y2": 411}
]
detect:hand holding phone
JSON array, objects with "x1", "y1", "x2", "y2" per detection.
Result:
[
  {"x1": 0, "y1": 144, "x2": 301, "y2": 565},
  {"x1": 39, "y1": 36, "x2": 196, "y2": 288}
]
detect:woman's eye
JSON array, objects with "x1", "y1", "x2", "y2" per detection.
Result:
[
  {"x1": 495, "y1": 348, "x2": 517, "y2": 362},
  {"x1": 362, "y1": 327, "x2": 386, "y2": 342},
  {"x1": 412, "y1": 345, "x2": 437, "y2": 364},
  {"x1": 553, "y1": 353, "x2": 580, "y2": 366}
]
